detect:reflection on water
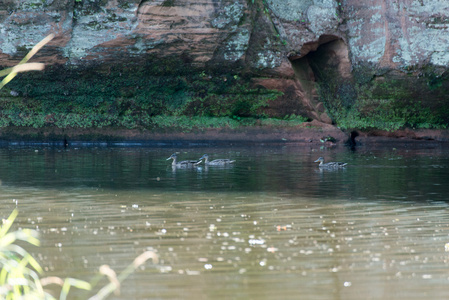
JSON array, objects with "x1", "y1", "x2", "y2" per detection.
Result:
[{"x1": 1, "y1": 144, "x2": 449, "y2": 299}]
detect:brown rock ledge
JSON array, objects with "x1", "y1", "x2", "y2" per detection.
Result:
[
  {"x1": 1, "y1": 122, "x2": 449, "y2": 146},
  {"x1": 0, "y1": 121, "x2": 344, "y2": 145}
]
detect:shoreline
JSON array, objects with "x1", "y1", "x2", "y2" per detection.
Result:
[{"x1": 0, "y1": 121, "x2": 449, "y2": 147}]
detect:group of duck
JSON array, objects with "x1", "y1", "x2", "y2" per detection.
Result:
[
  {"x1": 167, "y1": 153, "x2": 236, "y2": 167},
  {"x1": 167, "y1": 153, "x2": 347, "y2": 169}
]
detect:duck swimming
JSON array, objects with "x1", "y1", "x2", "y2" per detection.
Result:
[
  {"x1": 195, "y1": 154, "x2": 235, "y2": 166},
  {"x1": 314, "y1": 157, "x2": 347, "y2": 168},
  {"x1": 167, "y1": 153, "x2": 199, "y2": 167}
]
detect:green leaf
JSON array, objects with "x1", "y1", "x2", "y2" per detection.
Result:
[
  {"x1": 24, "y1": 254, "x2": 43, "y2": 274},
  {"x1": 0, "y1": 210, "x2": 18, "y2": 238},
  {"x1": 60, "y1": 278, "x2": 91, "y2": 300},
  {"x1": 0, "y1": 233, "x2": 17, "y2": 248}
]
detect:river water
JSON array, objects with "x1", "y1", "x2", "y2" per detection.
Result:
[{"x1": 1, "y1": 143, "x2": 449, "y2": 299}]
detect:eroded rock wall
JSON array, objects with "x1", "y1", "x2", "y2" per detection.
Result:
[
  {"x1": 270, "y1": 0, "x2": 449, "y2": 129},
  {"x1": 1, "y1": 0, "x2": 275, "y2": 67},
  {"x1": 0, "y1": 0, "x2": 448, "y2": 131}
]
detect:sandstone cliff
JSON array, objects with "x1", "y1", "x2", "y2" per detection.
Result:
[{"x1": 0, "y1": 0, "x2": 448, "y2": 137}]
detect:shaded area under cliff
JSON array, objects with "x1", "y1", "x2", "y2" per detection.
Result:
[{"x1": 288, "y1": 35, "x2": 449, "y2": 131}]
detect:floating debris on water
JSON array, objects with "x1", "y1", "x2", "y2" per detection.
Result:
[
  {"x1": 158, "y1": 266, "x2": 172, "y2": 273},
  {"x1": 267, "y1": 246, "x2": 278, "y2": 253},
  {"x1": 249, "y1": 238, "x2": 265, "y2": 246},
  {"x1": 445, "y1": 243, "x2": 449, "y2": 252},
  {"x1": 276, "y1": 224, "x2": 292, "y2": 231},
  {"x1": 186, "y1": 270, "x2": 200, "y2": 276},
  {"x1": 156, "y1": 229, "x2": 167, "y2": 235}
]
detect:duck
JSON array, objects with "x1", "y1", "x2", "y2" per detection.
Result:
[
  {"x1": 194, "y1": 154, "x2": 235, "y2": 166},
  {"x1": 167, "y1": 153, "x2": 200, "y2": 167},
  {"x1": 314, "y1": 157, "x2": 347, "y2": 168}
]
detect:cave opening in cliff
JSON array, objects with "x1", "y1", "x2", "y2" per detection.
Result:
[{"x1": 289, "y1": 36, "x2": 354, "y2": 124}]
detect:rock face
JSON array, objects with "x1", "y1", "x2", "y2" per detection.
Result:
[
  {"x1": 0, "y1": 0, "x2": 448, "y2": 132},
  {"x1": 0, "y1": 0, "x2": 260, "y2": 65}
]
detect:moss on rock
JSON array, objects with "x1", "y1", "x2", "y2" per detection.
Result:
[
  {"x1": 1, "y1": 54, "x2": 299, "y2": 131},
  {"x1": 316, "y1": 63, "x2": 449, "y2": 131}
]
